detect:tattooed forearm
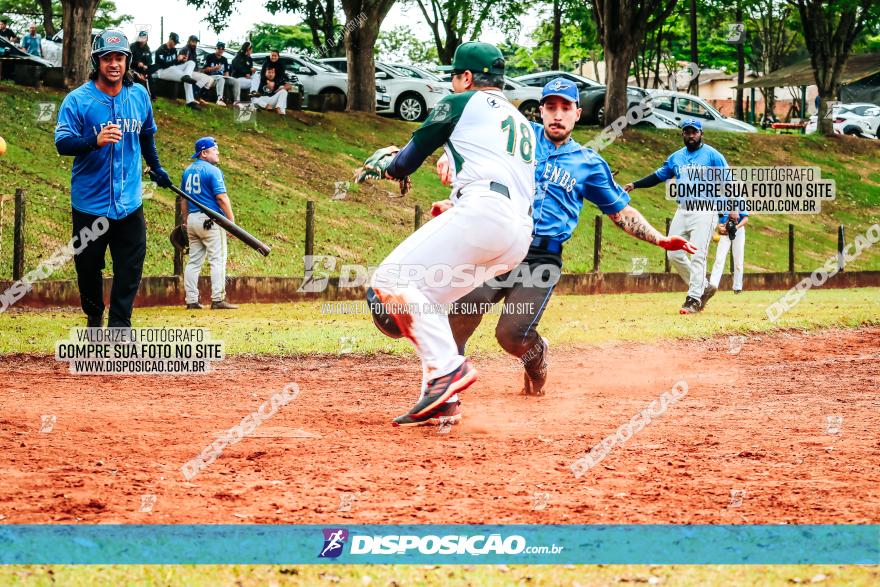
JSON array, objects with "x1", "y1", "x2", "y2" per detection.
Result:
[{"x1": 608, "y1": 205, "x2": 664, "y2": 245}]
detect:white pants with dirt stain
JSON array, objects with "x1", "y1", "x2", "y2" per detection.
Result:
[
  {"x1": 253, "y1": 90, "x2": 288, "y2": 114},
  {"x1": 213, "y1": 76, "x2": 241, "y2": 102},
  {"x1": 370, "y1": 190, "x2": 533, "y2": 400},
  {"x1": 667, "y1": 209, "x2": 717, "y2": 299},
  {"x1": 154, "y1": 61, "x2": 214, "y2": 103},
  {"x1": 710, "y1": 227, "x2": 746, "y2": 291},
  {"x1": 185, "y1": 212, "x2": 227, "y2": 304}
]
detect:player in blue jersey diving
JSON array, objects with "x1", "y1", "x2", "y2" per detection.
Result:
[
  {"x1": 428, "y1": 78, "x2": 696, "y2": 415},
  {"x1": 55, "y1": 30, "x2": 173, "y2": 327}
]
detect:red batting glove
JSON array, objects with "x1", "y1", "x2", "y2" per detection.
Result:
[{"x1": 659, "y1": 236, "x2": 697, "y2": 254}]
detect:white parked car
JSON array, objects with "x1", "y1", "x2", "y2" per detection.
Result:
[
  {"x1": 41, "y1": 29, "x2": 101, "y2": 67},
  {"x1": 250, "y1": 52, "x2": 377, "y2": 111},
  {"x1": 388, "y1": 63, "x2": 452, "y2": 92},
  {"x1": 646, "y1": 89, "x2": 757, "y2": 132},
  {"x1": 805, "y1": 103, "x2": 879, "y2": 138},
  {"x1": 319, "y1": 58, "x2": 450, "y2": 122},
  {"x1": 501, "y1": 76, "x2": 543, "y2": 121}
]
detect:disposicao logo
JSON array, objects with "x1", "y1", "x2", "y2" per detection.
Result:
[{"x1": 318, "y1": 528, "x2": 348, "y2": 558}]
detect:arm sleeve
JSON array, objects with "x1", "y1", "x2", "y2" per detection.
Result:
[
  {"x1": 632, "y1": 173, "x2": 663, "y2": 189},
  {"x1": 54, "y1": 94, "x2": 98, "y2": 155},
  {"x1": 386, "y1": 139, "x2": 433, "y2": 179},
  {"x1": 387, "y1": 92, "x2": 472, "y2": 178},
  {"x1": 139, "y1": 133, "x2": 161, "y2": 170},
  {"x1": 579, "y1": 151, "x2": 631, "y2": 214},
  {"x1": 210, "y1": 168, "x2": 227, "y2": 197}
]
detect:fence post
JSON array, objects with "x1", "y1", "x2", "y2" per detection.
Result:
[
  {"x1": 592, "y1": 215, "x2": 602, "y2": 273},
  {"x1": 13, "y1": 189, "x2": 25, "y2": 281},
  {"x1": 837, "y1": 224, "x2": 845, "y2": 272},
  {"x1": 304, "y1": 200, "x2": 315, "y2": 276},
  {"x1": 414, "y1": 205, "x2": 423, "y2": 231},
  {"x1": 173, "y1": 195, "x2": 184, "y2": 277},
  {"x1": 788, "y1": 224, "x2": 795, "y2": 274},
  {"x1": 664, "y1": 217, "x2": 671, "y2": 273}
]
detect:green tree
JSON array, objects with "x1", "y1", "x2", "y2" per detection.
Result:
[
  {"x1": 376, "y1": 25, "x2": 437, "y2": 64},
  {"x1": 0, "y1": 0, "x2": 129, "y2": 37},
  {"x1": 407, "y1": 0, "x2": 526, "y2": 65},
  {"x1": 792, "y1": 0, "x2": 879, "y2": 135},
  {"x1": 248, "y1": 22, "x2": 315, "y2": 53}
]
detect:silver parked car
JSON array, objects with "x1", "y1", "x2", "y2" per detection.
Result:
[{"x1": 646, "y1": 90, "x2": 756, "y2": 132}]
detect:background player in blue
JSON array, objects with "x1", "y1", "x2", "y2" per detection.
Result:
[
  {"x1": 181, "y1": 137, "x2": 238, "y2": 310},
  {"x1": 55, "y1": 30, "x2": 173, "y2": 327},
  {"x1": 624, "y1": 119, "x2": 729, "y2": 314},
  {"x1": 438, "y1": 78, "x2": 696, "y2": 402}
]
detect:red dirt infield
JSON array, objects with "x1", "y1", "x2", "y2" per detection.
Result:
[{"x1": 1, "y1": 326, "x2": 877, "y2": 525}]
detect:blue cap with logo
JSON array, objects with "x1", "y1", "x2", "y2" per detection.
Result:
[
  {"x1": 541, "y1": 77, "x2": 579, "y2": 106},
  {"x1": 192, "y1": 136, "x2": 217, "y2": 159},
  {"x1": 680, "y1": 118, "x2": 703, "y2": 131}
]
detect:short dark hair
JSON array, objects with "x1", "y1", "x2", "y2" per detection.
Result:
[
  {"x1": 0, "y1": 20, "x2": 7, "y2": 25},
  {"x1": 471, "y1": 72, "x2": 504, "y2": 89}
]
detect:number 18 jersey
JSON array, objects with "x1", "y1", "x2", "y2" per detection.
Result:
[{"x1": 410, "y1": 89, "x2": 536, "y2": 214}]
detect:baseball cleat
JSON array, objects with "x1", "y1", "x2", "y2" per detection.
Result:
[
  {"x1": 522, "y1": 337, "x2": 549, "y2": 396},
  {"x1": 186, "y1": 302, "x2": 204, "y2": 309},
  {"x1": 393, "y1": 400, "x2": 461, "y2": 427},
  {"x1": 211, "y1": 300, "x2": 238, "y2": 310},
  {"x1": 699, "y1": 284, "x2": 717, "y2": 310},
  {"x1": 86, "y1": 314, "x2": 104, "y2": 328},
  {"x1": 734, "y1": 289, "x2": 742, "y2": 295},
  {"x1": 393, "y1": 360, "x2": 477, "y2": 424},
  {"x1": 679, "y1": 296, "x2": 702, "y2": 314}
]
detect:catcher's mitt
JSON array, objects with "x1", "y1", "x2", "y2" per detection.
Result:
[
  {"x1": 354, "y1": 145, "x2": 412, "y2": 196},
  {"x1": 170, "y1": 224, "x2": 189, "y2": 254}
]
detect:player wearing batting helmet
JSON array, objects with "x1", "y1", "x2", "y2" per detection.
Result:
[
  {"x1": 439, "y1": 78, "x2": 696, "y2": 399},
  {"x1": 55, "y1": 29, "x2": 173, "y2": 327}
]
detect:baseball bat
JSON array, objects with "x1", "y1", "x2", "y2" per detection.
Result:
[{"x1": 160, "y1": 181, "x2": 272, "y2": 257}]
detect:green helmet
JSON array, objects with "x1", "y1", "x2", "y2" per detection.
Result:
[{"x1": 91, "y1": 29, "x2": 131, "y2": 71}]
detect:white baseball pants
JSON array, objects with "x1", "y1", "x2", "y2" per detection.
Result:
[
  {"x1": 154, "y1": 62, "x2": 195, "y2": 103},
  {"x1": 667, "y1": 209, "x2": 717, "y2": 299},
  {"x1": 371, "y1": 190, "x2": 533, "y2": 391},
  {"x1": 253, "y1": 90, "x2": 288, "y2": 114},
  {"x1": 185, "y1": 212, "x2": 228, "y2": 304},
  {"x1": 214, "y1": 76, "x2": 241, "y2": 102},
  {"x1": 710, "y1": 227, "x2": 746, "y2": 291}
]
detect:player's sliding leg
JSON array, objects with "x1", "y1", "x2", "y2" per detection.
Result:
[{"x1": 368, "y1": 194, "x2": 531, "y2": 426}]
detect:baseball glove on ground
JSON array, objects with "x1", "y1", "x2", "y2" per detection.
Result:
[
  {"x1": 354, "y1": 146, "x2": 412, "y2": 196},
  {"x1": 170, "y1": 224, "x2": 189, "y2": 254}
]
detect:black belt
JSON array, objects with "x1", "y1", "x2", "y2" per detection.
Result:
[
  {"x1": 489, "y1": 181, "x2": 509, "y2": 198},
  {"x1": 531, "y1": 236, "x2": 564, "y2": 254}
]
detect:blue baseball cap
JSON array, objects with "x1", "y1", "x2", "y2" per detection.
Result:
[
  {"x1": 192, "y1": 136, "x2": 217, "y2": 159},
  {"x1": 541, "y1": 77, "x2": 579, "y2": 105},
  {"x1": 680, "y1": 118, "x2": 703, "y2": 131}
]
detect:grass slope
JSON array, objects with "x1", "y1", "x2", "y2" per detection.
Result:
[{"x1": 1, "y1": 81, "x2": 879, "y2": 281}]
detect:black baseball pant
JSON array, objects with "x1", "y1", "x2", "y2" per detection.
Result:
[
  {"x1": 72, "y1": 206, "x2": 147, "y2": 327},
  {"x1": 448, "y1": 245, "x2": 562, "y2": 369}
]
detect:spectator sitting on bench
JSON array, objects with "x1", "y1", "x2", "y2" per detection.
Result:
[
  {"x1": 130, "y1": 30, "x2": 152, "y2": 95},
  {"x1": 152, "y1": 32, "x2": 202, "y2": 110},
  {"x1": 179, "y1": 34, "x2": 216, "y2": 103},
  {"x1": 252, "y1": 67, "x2": 288, "y2": 115},
  {"x1": 230, "y1": 41, "x2": 256, "y2": 99},
  {"x1": 203, "y1": 41, "x2": 238, "y2": 107},
  {"x1": 251, "y1": 49, "x2": 295, "y2": 96}
]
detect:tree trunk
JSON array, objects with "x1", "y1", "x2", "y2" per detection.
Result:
[
  {"x1": 61, "y1": 0, "x2": 100, "y2": 89},
  {"x1": 551, "y1": 0, "x2": 561, "y2": 70},
  {"x1": 734, "y1": 1, "x2": 744, "y2": 120},
  {"x1": 38, "y1": 0, "x2": 57, "y2": 38},
  {"x1": 603, "y1": 48, "x2": 635, "y2": 124},
  {"x1": 688, "y1": 0, "x2": 699, "y2": 95},
  {"x1": 343, "y1": 0, "x2": 396, "y2": 113}
]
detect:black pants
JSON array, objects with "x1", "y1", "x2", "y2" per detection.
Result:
[
  {"x1": 72, "y1": 206, "x2": 147, "y2": 327},
  {"x1": 448, "y1": 246, "x2": 562, "y2": 368}
]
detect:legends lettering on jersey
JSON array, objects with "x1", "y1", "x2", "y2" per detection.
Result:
[
  {"x1": 92, "y1": 118, "x2": 144, "y2": 135},
  {"x1": 542, "y1": 162, "x2": 577, "y2": 192}
]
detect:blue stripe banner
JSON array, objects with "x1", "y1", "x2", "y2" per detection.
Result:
[{"x1": 0, "y1": 525, "x2": 877, "y2": 565}]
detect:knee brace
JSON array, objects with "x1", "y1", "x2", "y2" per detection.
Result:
[{"x1": 366, "y1": 287, "x2": 403, "y2": 339}]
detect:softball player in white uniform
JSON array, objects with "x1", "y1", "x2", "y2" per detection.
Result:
[{"x1": 356, "y1": 42, "x2": 536, "y2": 426}]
